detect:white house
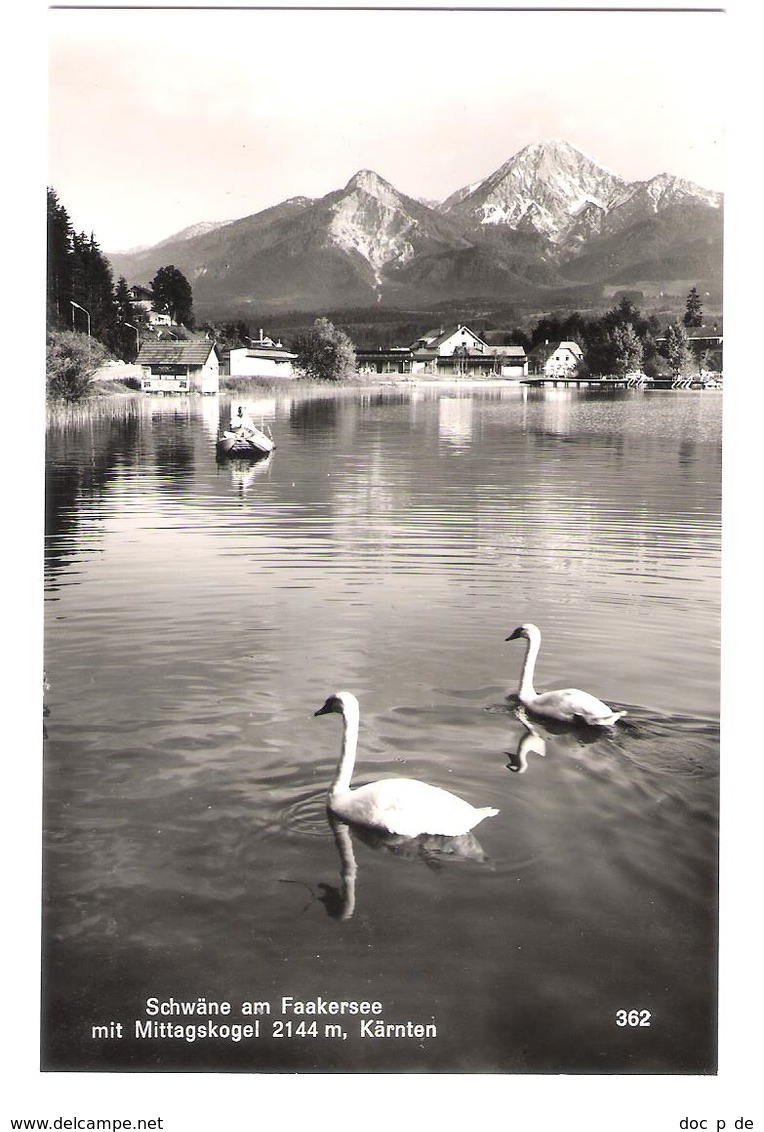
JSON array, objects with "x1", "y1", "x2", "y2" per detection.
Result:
[
  {"x1": 226, "y1": 342, "x2": 298, "y2": 380},
  {"x1": 410, "y1": 324, "x2": 530, "y2": 377},
  {"x1": 410, "y1": 324, "x2": 495, "y2": 375},
  {"x1": 137, "y1": 340, "x2": 220, "y2": 394},
  {"x1": 536, "y1": 341, "x2": 584, "y2": 377},
  {"x1": 128, "y1": 284, "x2": 175, "y2": 328}
]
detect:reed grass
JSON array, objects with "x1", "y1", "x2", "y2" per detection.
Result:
[
  {"x1": 44, "y1": 373, "x2": 401, "y2": 431},
  {"x1": 45, "y1": 391, "x2": 147, "y2": 431}
]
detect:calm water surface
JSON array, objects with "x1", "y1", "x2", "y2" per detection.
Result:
[{"x1": 43, "y1": 384, "x2": 720, "y2": 1073}]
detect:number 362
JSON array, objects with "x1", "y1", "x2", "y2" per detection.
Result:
[{"x1": 616, "y1": 1009, "x2": 652, "y2": 1027}]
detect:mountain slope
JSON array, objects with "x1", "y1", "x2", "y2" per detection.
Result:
[
  {"x1": 560, "y1": 201, "x2": 724, "y2": 287},
  {"x1": 105, "y1": 140, "x2": 723, "y2": 315}
]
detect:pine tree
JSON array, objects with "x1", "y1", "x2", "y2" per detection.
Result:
[
  {"x1": 70, "y1": 230, "x2": 117, "y2": 345},
  {"x1": 683, "y1": 286, "x2": 703, "y2": 328},
  {"x1": 114, "y1": 276, "x2": 139, "y2": 360},
  {"x1": 47, "y1": 188, "x2": 74, "y2": 328}
]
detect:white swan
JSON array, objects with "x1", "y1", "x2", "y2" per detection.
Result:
[
  {"x1": 315, "y1": 691, "x2": 499, "y2": 837},
  {"x1": 506, "y1": 624, "x2": 626, "y2": 727}
]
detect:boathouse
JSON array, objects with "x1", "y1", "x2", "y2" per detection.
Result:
[{"x1": 137, "y1": 339, "x2": 220, "y2": 394}]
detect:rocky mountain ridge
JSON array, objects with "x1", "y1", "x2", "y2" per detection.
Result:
[{"x1": 106, "y1": 139, "x2": 723, "y2": 317}]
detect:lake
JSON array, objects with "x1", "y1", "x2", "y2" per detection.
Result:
[{"x1": 42, "y1": 382, "x2": 721, "y2": 1073}]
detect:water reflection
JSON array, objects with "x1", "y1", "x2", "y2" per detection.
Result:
[
  {"x1": 495, "y1": 699, "x2": 623, "y2": 773},
  {"x1": 438, "y1": 396, "x2": 473, "y2": 448},
  {"x1": 506, "y1": 709, "x2": 547, "y2": 774},
  {"x1": 289, "y1": 395, "x2": 342, "y2": 435},
  {"x1": 224, "y1": 453, "x2": 274, "y2": 497},
  {"x1": 199, "y1": 395, "x2": 222, "y2": 440},
  {"x1": 42, "y1": 384, "x2": 721, "y2": 1073},
  {"x1": 319, "y1": 814, "x2": 489, "y2": 920}
]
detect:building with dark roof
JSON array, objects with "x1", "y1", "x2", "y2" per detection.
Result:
[{"x1": 137, "y1": 339, "x2": 220, "y2": 394}]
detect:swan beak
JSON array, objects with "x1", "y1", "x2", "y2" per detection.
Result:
[
  {"x1": 506, "y1": 627, "x2": 524, "y2": 641},
  {"x1": 314, "y1": 702, "x2": 332, "y2": 717}
]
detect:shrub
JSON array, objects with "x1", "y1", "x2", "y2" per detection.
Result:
[
  {"x1": 46, "y1": 329, "x2": 110, "y2": 401},
  {"x1": 292, "y1": 317, "x2": 357, "y2": 382}
]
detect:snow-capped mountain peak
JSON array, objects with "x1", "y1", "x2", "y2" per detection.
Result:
[
  {"x1": 440, "y1": 138, "x2": 721, "y2": 248},
  {"x1": 628, "y1": 172, "x2": 722, "y2": 211},
  {"x1": 444, "y1": 139, "x2": 626, "y2": 241}
]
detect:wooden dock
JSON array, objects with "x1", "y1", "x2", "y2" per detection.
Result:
[
  {"x1": 521, "y1": 376, "x2": 637, "y2": 389},
  {"x1": 520, "y1": 376, "x2": 713, "y2": 390}
]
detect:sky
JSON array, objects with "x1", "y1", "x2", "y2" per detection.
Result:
[{"x1": 47, "y1": 5, "x2": 727, "y2": 252}]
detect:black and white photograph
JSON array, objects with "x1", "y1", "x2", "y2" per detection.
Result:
[{"x1": 4, "y1": 0, "x2": 759, "y2": 1126}]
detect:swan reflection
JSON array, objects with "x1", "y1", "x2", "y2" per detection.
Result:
[
  {"x1": 319, "y1": 813, "x2": 489, "y2": 920},
  {"x1": 506, "y1": 709, "x2": 547, "y2": 774},
  {"x1": 504, "y1": 704, "x2": 616, "y2": 776}
]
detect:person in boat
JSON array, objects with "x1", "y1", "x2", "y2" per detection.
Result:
[{"x1": 233, "y1": 404, "x2": 257, "y2": 437}]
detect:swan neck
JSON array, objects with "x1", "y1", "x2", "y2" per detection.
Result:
[
  {"x1": 330, "y1": 704, "x2": 359, "y2": 796},
  {"x1": 519, "y1": 633, "x2": 540, "y2": 700}
]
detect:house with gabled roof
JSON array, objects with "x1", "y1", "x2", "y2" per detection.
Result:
[
  {"x1": 410, "y1": 324, "x2": 496, "y2": 376},
  {"x1": 128, "y1": 284, "x2": 173, "y2": 328},
  {"x1": 137, "y1": 339, "x2": 220, "y2": 394},
  {"x1": 409, "y1": 323, "x2": 530, "y2": 378},
  {"x1": 529, "y1": 340, "x2": 584, "y2": 378}
]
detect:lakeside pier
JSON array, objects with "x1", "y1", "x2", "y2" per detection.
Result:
[{"x1": 521, "y1": 376, "x2": 714, "y2": 390}]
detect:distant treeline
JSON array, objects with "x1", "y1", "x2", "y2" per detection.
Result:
[{"x1": 202, "y1": 291, "x2": 717, "y2": 378}]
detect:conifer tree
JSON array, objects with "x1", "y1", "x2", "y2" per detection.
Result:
[
  {"x1": 70, "y1": 230, "x2": 117, "y2": 344},
  {"x1": 683, "y1": 286, "x2": 703, "y2": 327},
  {"x1": 114, "y1": 276, "x2": 139, "y2": 360},
  {"x1": 47, "y1": 188, "x2": 74, "y2": 328}
]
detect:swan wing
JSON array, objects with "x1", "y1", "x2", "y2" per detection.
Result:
[
  {"x1": 528, "y1": 688, "x2": 624, "y2": 727},
  {"x1": 332, "y1": 778, "x2": 498, "y2": 837}
]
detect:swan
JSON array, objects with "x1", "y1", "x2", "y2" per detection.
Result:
[
  {"x1": 315, "y1": 691, "x2": 499, "y2": 837},
  {"x1": 506, "y1": 624, "x2": 626, "y2": 727}
]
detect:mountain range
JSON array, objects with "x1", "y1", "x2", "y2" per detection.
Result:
[{"x1": 106, "y1": 139, "x2": 723, "y2": 319}]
